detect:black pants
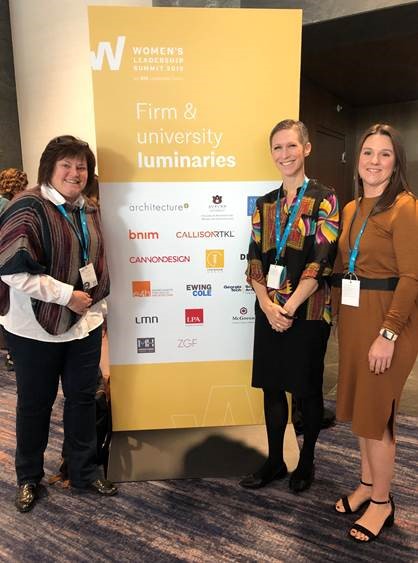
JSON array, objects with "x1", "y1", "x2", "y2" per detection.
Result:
[{"x1": 5, "y1": 326, "x2": 102, "y2": 487}]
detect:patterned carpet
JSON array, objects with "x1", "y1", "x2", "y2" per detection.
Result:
[{"x1": 0, "y1": 359, "x2": 417, "y2": 563}]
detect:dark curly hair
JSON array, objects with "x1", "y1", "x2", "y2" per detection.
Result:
[
  {"x1": 0, "y1": 168, "x2": 28, "y2": 197},
  {"x1": 37, "y1": 135, "x2": 96, "y2": 190}
]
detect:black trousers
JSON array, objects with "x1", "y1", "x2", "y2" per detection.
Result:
[{"x1": 5, "y1": 326, "x2": 102, "y2": 487}]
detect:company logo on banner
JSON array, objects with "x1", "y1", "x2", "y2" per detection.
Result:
[
  {"x1": 90, "y1": 36, "x2": 126, "y2": 71},
  {"x1": 130, "y1": 255, "x2": 190, "y2": 264},
  {"x1": 132, "y1": 281, "x2": 174, "y2": 297},
  {"x1": 224, "y1": 284, "x2": 242, "y2": 293},
  {"x1": 132, "y1": 280, "x2": 151, "y2": 297},
  {"x1": 206, "y1": 249, "x2": 224, "y2": 270},
  {"x1": 128, "y1": 201, "x2": 190, "y2": 213},
  {"x1": 176, "y1": 230, "x2": 234, "y2": 239},
  {"x1": 185, "y1": 308, "x2": 204, "y2": 324},
  {"x1": 177, "y1": 338, "x2": 198, "y2": 349},
  {"x1": 186, "y1": 284, "x2": 212, "y2": 296},
  {"x1": 137, "y1": 337, "x2": 156, "y2": 353},
  {"x1": 135, "y1": 315, "x2": 159, "y2": 324},
  {"x1": 223, "y1": 284, "x2": 254, "y2": 294},
  {"x1": 132, "y1": 46, "x2": 184, "y2": 76},
  {"x1": 201, "y1": 195, "x2": 234, "y2": 222},
  {"x1": 232, "y1": 307, "x2": 255, "y2": 323},
  {"x1": 129, "y1": 229, "x2": 159, "y2": 240}
]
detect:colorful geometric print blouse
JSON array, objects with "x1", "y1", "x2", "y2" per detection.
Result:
[{"x1": 246, "y1": 179, "x2": 339, "y2": 323}]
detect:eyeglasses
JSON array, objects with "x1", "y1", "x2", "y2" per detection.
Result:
[{"x1": 53, "y1": 136, "x2": 89, "y2": 147}]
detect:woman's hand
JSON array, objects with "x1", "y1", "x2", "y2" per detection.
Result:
[
  {"x1": 261, "y1": 301, "x2": 293, "y2": 333},
  {"x1": 67, "y1": 290, "x2": 92, "y2": 315},
  {"x1": 368, "y1": 335, "x2": 395, "y2": 374}
]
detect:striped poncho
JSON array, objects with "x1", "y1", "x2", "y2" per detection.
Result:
[{"x1": 0, "y1": 186, "x2": 110, "y2": 335}]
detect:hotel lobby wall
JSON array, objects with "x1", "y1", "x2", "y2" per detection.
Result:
[
  {"x1": 8, "y1": 0, "x2": 151, "y2": 186},
  {"x1": 5, "y1": 0, "x2": 416, "y2": 180}
]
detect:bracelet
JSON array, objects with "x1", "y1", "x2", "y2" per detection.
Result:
[{"x1": 281, "y1": 310, "x2": 297, "y2": 320}]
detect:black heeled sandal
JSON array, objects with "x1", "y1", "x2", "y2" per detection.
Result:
[
  {"x1": 349, "y1": 495, "x2": 395, "y2": 543},
  {"x1": 335, "y1": 479, "x2": 372, "y2": 514}
]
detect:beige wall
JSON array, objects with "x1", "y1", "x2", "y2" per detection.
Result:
[{"x1": 9, "y1": 0, "x2": 151, "y2": 185}]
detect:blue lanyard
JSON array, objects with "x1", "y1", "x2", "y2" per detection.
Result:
[
  {"x1": 347, "y1": 202, "x2": 376, "y2": 274},
  {"x1": 57, "y1": 204, "x2": 90, "y2": 265},
  {"x1": 275, "y1": 178, "x2": 309, "y2": 261}
]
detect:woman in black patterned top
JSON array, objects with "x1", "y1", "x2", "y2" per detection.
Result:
[{"x1": 240, "y1": 120, "x2": 339, "y2": 492}]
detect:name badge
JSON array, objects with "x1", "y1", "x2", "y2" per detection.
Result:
[
  {"x1": 79, "y1": 263, "x2": 98, "y2": 291},
  {"x1": 341, "y1": 278, "x2": 360, "y2": 307},
  {"x1": 267, "y1": 264, "x2": 286, "y2": 289}
]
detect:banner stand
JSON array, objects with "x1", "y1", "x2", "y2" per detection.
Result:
[{"x1": 107, "y1": 423, "x2": 298, "y2": 482}]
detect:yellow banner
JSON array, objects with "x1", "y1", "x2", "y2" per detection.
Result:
[
  {"x1": 89, "y1": 7, "x2": 302, "y2": 431},
  {"x1": 89, "y1": 7, "x2": 302, "y2": 182}
]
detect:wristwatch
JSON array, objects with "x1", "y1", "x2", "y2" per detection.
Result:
[{"x1": 379, "y1": 328, "x2": 398, "y2": 342}]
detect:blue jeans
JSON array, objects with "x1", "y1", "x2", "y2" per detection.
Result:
[{"x1": 5, "y1": 326, "x2": 102, "y2": 487}]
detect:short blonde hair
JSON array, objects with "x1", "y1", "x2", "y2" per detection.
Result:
[{"x1": 269, "y1": 119, "x2": 310, "y2": 148}]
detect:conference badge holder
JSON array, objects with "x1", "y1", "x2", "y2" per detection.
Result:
[
  {"x1": 267, "y1": 264, "x2": 287, "y2": 290},
  {"x1": 79, "y1": 263, "x2": 98, "y2": 291},
  {"x1": 341, "y1": 272, "x2": 360, "y2": 307}
]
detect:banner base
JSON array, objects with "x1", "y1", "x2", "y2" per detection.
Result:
[{"x1": 107, "y1": 423, "x2": 299, "y2": 482}]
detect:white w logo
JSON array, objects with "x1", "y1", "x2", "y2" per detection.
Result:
[{"x1": 90, "y1": 36, "x2": 126, "y2": 71}]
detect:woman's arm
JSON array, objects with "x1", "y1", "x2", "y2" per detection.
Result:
[
  {"x1": 284, "y1": 278, "x2": 318, "y2": 317},
  {"x1": 380, "y1": 195, "x2": 418, "y2": 335},
  {"x1": 246, "y1": 197, "x2": 292, "y2": 332},
  {"x1": 367, "y1": 194, "x2": 418, "y2": 374},
  {"x1": 289, "y1": 190, "x2": 340, "y2": 316},
  {"x1": 1, "y1": 273, "x2": 92, "y2": 314}
]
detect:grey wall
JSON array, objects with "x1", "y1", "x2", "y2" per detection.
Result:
[
  {"x1": 156, "y1": 0, "x2": 418, "y2": 16},
  {"x1": 154, "y1": 1, "x2": 239, "y2": 5},
  {"x1": 3, "y1": 0, "x2": 418, "y2": 173},
  {"x1": 0, "y1": 0, "x2": 21, "y2": 170},
  {"x1": 240, "y1": 0, "x2": 418, "y2": 24}
]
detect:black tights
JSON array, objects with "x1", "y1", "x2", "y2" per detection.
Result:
[{"x1": 263, "y1": 389, "x2": 323, "y2": 474}]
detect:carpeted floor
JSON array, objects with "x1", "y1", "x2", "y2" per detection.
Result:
[{"x1": 0, "y1": 360, "x2": 417, "y2": 562}]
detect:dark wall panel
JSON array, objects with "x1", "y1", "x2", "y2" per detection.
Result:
[
  {"x1": 0, "y1": 0, "x2": 22, "y2": 170},
  {"x1": 300, "y1": 78, "x2": 355, "y2": 208}
]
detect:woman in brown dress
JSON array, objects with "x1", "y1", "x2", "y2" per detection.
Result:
[{"x1": 333, "y1": 124, "x2": 418, "y2": 542}]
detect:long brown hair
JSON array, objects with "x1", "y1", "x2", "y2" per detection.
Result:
[{"x1": 354, "y1": 124, "x2": 412, "y2": 215}]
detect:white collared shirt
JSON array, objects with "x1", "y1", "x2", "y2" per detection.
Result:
[{"x1": 0, "y1": 185, "x2": 106, "y2": 342}]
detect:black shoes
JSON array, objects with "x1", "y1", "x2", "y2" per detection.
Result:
[
  {"x1": 289, "y1": 463, "x2": 315, "y2": 493},
  {"x1": 15, "y1": 479, "x2": 117, "y2": 512},
  {"x1": 75, "y1": 478, "x2": 118, "y2": 496},
  {"x1": 240, "y1": 459, "x2": 315, "y2": 492},
  {"x1": 239, "y1": 463, "x2": 288, "y2": 489},
  {"x1": 335, "y1": 479, "x2": 372, "y2": 514},
  {"x1": 349, "y1": 495, "x2": 395, "y2": 543},
  {"x1": 5, "y1": 352, "x2": 14, "y2": 371},
  {"x1": 15, "y1": 483, "x2": 40, "y2": 513}
]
